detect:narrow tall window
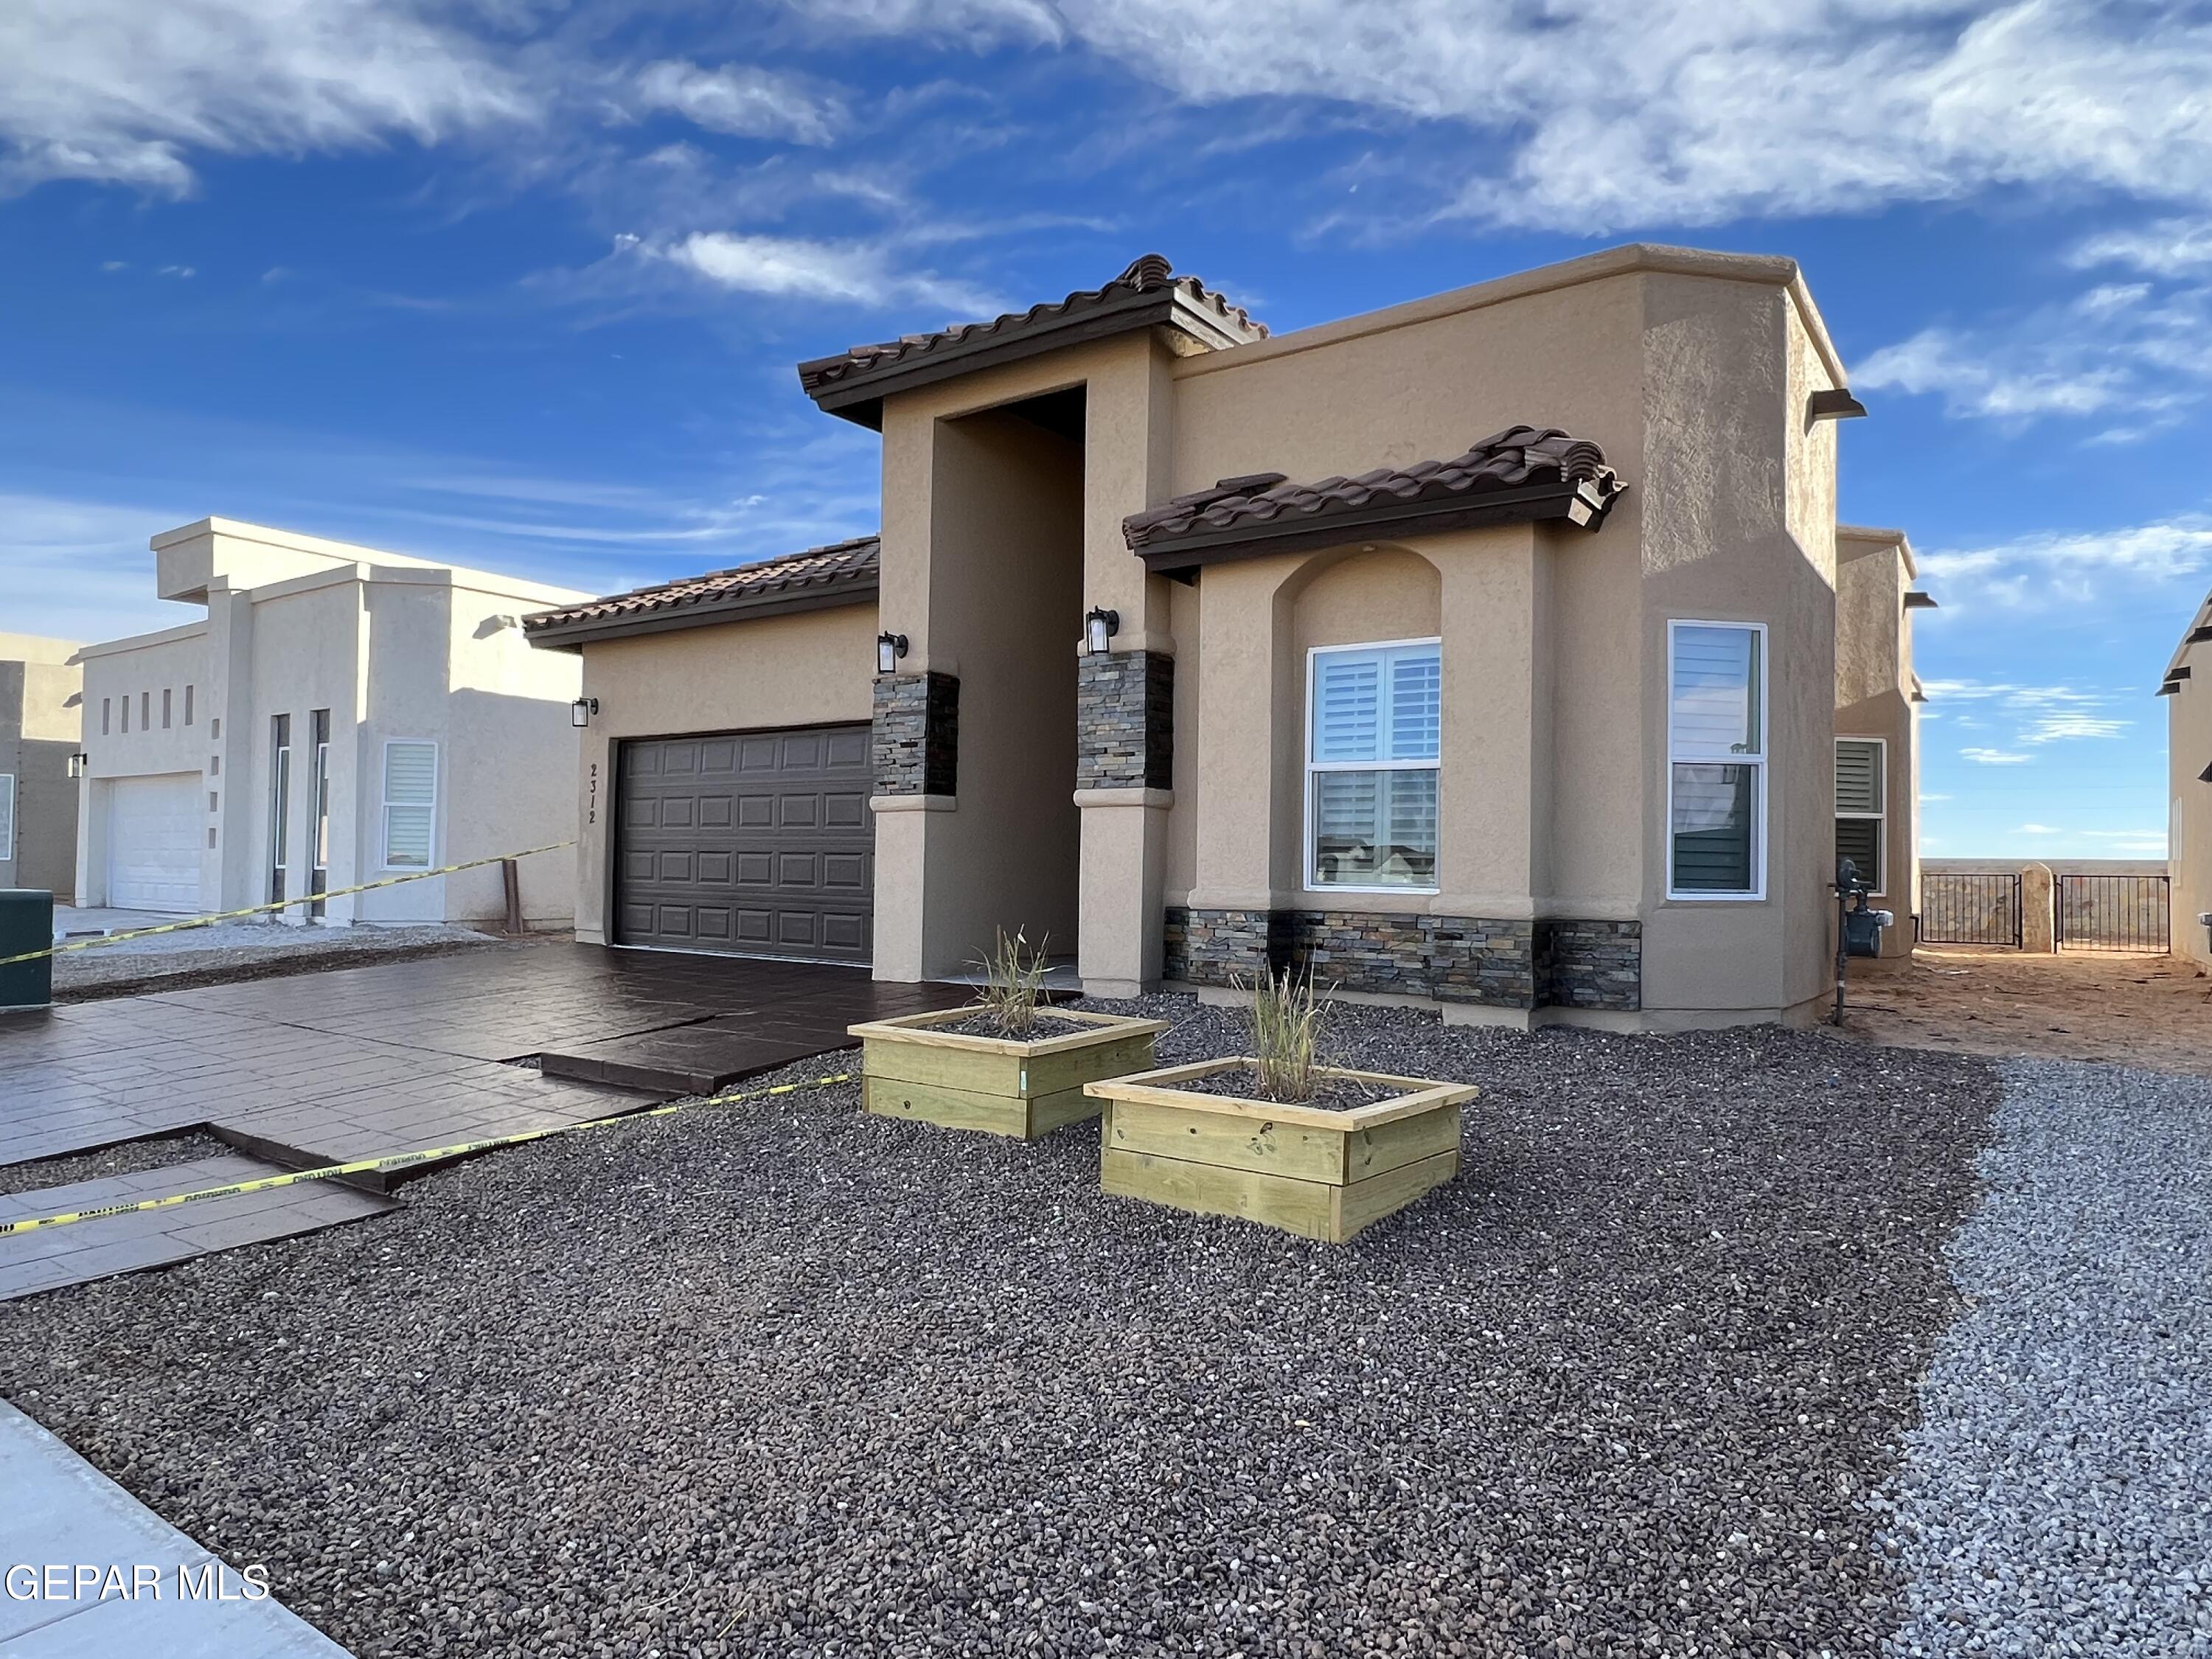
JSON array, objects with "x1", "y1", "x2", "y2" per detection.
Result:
[
  {"x1": 309, "y1": 710, "x2": 332, "y2": 917},
  {"x1": 141, "y1": 691, "x2": 150, "y2": 729},
  {"x1": 121, "y1": 696, "x2": 129, "y2": 734},
  {"x1": 382, "y1": 740, "x2": 437, "y2": 870},
  {"x1": 184, "y1": 685, "x2": 195, "y2": 726},
  {"x1": 161, "y1": 687, "x2": 173, "y2": 728},
  {"x1": 1835, "y1": 738, "x2": 1886, "y2": 892},
  {"x1": 0, "y1": 775, "x2": 15, "y2": 860},
  {"x1": 102, "y1": 697, "x2": 111, "y2": 736},
  {"x1": 1305, "y1": 639, "x2": 1442, "y2": 891},
  {"x1": 1667, "y1": 621, "x2": 1767, "y2": 899},
  {"x1": 268, "y1": 714, "x2": 292, "y2": 905}
]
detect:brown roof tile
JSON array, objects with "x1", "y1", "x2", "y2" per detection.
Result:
[
  {"x1": 1123, "y1": 426, "x2": 1627, "y2": 568},
  {"x1": 797, "y1": 255, "x2": 1266, "y2": 426},
  {"x1": 522, "y1": 535, "x2": 878, "y2": 647}
]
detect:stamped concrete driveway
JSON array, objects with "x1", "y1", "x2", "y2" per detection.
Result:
[{"x1": 0, "y1": 943, "x2": 964, "y2": 1300}]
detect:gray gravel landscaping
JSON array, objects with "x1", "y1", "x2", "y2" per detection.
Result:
[
  {"x1": 0, "y1": 1128, "x2": 234, "y2": 1199},
  {"x1": 0, "y1": 998, "x2": 1998, "y2": 1658},
  {"x1": 54, "y1": 919, "x2": 502, "y2": 1001},
  {"x1": 1875, "y1": 1057, "x2": 2212, "y2": 1658}
]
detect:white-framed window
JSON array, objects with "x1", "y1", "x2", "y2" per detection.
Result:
[
  {"x1": 1666, "y1": 620, "x2": 1767, "y2": 900},
  {"x1": 382, "y1": 740, "x2": 438, "y2": 870},
  {"x1": 1304, "y1": 638, "x2": 1441, "y2": 892},
  {"x1": 1835, "y1": 737, "x2": 1886, "y2": 893},
  {"x1": 0, "y1": 773, "x2": 14, "y2": 859}
]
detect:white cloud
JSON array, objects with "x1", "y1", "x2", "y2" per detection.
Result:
[
  {"x1": 0, "y1": 492, "x2": 200, "y2": 641},
  {"x1": 1961, "y1": 748, "x2": 2031, "y2": 765},
  {"x1": 2023, "y1": 712, "x2": 2129, "y2": 743},
  {"x1": 0, "y1": 0, "x2": 537, "y2": 196},
  {"x1": 1917, "y1": 516, "x2": 2212, "y2": 611},
  {"x1": 2017, "y1": 823, "x2": 2060, "y2": 834},
  {"x1": 2072, "y1": 216, "x2": 2212, "y2": 277},
  {"x1": 1855, "y1": 327, "x2": 2129, "y2": 419},
  {"x1": 632, "y1": 61, "x2": 844, "y2": 146},
  {"x1": 796, "y1": 0, "x2": 2212, "y2": 234},
  {"x1": 655, "y1": 231, "x2": 998, "y2": 313}
]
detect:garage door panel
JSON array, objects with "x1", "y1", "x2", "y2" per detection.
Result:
[
  {"x1": 106, "y1": 773, "x2": 203, "y2": 914},
  {"x1": 615, "y1": 725, "x2": 872, "y2": 962}
]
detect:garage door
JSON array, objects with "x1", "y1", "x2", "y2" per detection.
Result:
[
  {"x1": 614, "y1": 725, "x2": 873, "y2": 962},
  {"x1": 108, "y1": 773, "x2": 203, "y2": 914}
]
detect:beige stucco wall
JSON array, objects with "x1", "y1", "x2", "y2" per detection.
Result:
[
  {"x1": 0, "y1": 644, "x2": 84, "y2": 899},
  {"x1": 1834, "y1": 528, "x2": 1920, "y2": 956},
  {"x1": 2169, "y1": 660, "x2": 2212, "y2": 965},
  {"x1": 569, "y1": 603, "x2": 880, "y2": 944}
]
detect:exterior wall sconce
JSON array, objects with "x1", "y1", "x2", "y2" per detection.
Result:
[
  {"x1": 1808, "y1": 389, "x2": 1868, "y2": 421},
  {"x1": 877, "y1": 632, "x2": 909, "y2": 674},
  {"x1": 1084, "y1": 607, "x2": 1121, "y2": 655},
  {"x1": 66, "y1": 751, "x2": 88, "y2": 779},
  {"x1": 571, "y1": 697, "x2": 599, "y2": 728}
]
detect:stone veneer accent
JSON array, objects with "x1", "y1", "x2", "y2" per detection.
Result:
[
  {"x1": 1074, "y1": 649, "x2": 1174, "y2": 791},
  {"x1": 1163, "y1": 906, "x2": 1641, "y2": 1012},
  {"x1": 871, "y1": 671, "x2": 959, "y2": 796},
  {"x1": 1536, "y1": 919, "x2": 1643, "y2": 1011}
]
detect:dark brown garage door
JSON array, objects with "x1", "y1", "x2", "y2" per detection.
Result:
[{"x1": 613, "y1": 725, "x2": 873, "y2": 962}]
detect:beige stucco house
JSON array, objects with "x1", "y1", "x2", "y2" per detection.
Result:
[
  {"x1": 73, "y1": 518, "x2": 588, "y2": 928},
  {"x1": 2163, "y1": 602, "x2": 2212, "y2": 965},
  {"x1": 1834, "y1": 527, "x2": 1933, "y2": 959},
  {"x1": 0, "y1": 633, "x2": 84, "y2": 902},
  {"x1": 527, "y1": 243, "x2": 1921, "y2": 1029}
]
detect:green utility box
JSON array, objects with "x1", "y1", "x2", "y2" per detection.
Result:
[{"x1": 0, "y1": 889, "x2": 55, "y2": 1012}]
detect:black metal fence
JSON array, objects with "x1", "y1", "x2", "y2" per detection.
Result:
[
  {"x1": 2056, "y1": 874, "x2": 2171, "y2": 953},
  {"x1": 1918, "y1": 873, "x2": 2023, "y2": 947}
]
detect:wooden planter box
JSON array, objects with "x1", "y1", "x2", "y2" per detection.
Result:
[
  {"x1": 847, "y1": 1009, "x2": 1169, "y2": 1141},
  {"x1": 1085, "y1": 1058, "x2": 1476, "y2": 1242}
]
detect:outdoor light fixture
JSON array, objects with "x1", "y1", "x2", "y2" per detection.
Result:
[
  {"x1": 1084, "y1": 607, "x2": 1121, "y2": 655},
  {"x1": 1808, "y1": 389, "x2": 1868, "y2": 421},
  {"x1": 66, "y1": 751, "x2": 88, "y2": 780},
  {"x1": 877, "y1": 631, "x2": 909, "y2": 674},
  {"x1": 571, "y1": 697, "x2": 599, "y2": 728}
]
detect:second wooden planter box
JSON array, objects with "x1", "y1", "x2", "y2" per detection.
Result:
[
  {"x1": 846, "y1": 1009, "x2": 1169, "y2": 1141},
  {"x1": 1085, "y1": 1058, "x2": 1476, "y2": 1242}
]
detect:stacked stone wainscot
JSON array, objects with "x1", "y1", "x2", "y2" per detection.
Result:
[
  {"x1": 871, "y1": 671, "x2": 959, "y2": 796},
  {"x1": 1163, "y1": 906, "x2": 1640, "y2": 1012},
  {"x1": 1075, "y1": 650, "x2": 1174, "y2": 792}
]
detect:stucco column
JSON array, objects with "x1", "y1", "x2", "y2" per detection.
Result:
[
  {"x1": 1430, "y1": 526, "x2": 1548, "y2": 919},
  {"x1": 1075, "y1": 335, "x2": 1179, "y2": 994},
  {"x1": 205, "y1": 585, "x2": 256, "y2": 914},
  {"x1": 2020, "y1": 861, "x2": 2056, "y2": 953}
]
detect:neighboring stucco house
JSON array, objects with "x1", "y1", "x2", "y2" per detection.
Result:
[
  {"x1": 1834, "y1": 527, "x2": 1933, "y2": 958},
  {"x1": 0, "y1": 633, "x2": 83, "y2": 902},
  {"x1": 73, "y1": 518, "x2": 589, "y2": 928},
  {"x1": 2163, "y1": 601, "x2": 2212, "y2": 965},
  {"x1": 528, "y1": 243, "x2": 1921, "y2": 1029}
]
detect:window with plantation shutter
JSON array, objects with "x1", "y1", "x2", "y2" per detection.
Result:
[
  {"x1": 1667, "y1": 621, "x2": 1767, "y2": 899},
  {"x1": 382, "y1": 740, "x2": 437, "y2": 870},
  {"x1": 1834, "y1": 737, "x2": 1885, "y2": 891},
  {"x1": 1307, "y1": 639, "x2": 1441, "y2": 890}
]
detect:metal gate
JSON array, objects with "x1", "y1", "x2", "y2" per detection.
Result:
[
  {"x1": 1917, "y1": 872, "x2": 2022, "y2": 946},
  {"x1": 2056, "y1": 874, "x2": 2171, "y2": 953}
]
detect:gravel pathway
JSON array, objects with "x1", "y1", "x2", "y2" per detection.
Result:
[
  {"x1": 1876, "y1": 1057, "x2": 2212, "y2": 1657},
  {"x1": 0, "y1": 1001, "x2": 1997, "y2": 1658}
]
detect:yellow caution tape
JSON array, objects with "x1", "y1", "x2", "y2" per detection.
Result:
[
  {"x1": 0, "y1": 1071, "x2": 855, "y2": 1237},
  {"x1": 0, "y1": 841, "x2": 576, "y2": 970}
]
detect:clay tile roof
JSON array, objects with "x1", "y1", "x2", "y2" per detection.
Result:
[
  {"x1": 797, "y1": 255, "x2": 1266, "y2": 427},
  {"x1": 1123, "y1": 427, "x2": 1627, "y2": 568},
  {"x1": 522, "y1": 535, "x2": 879, "y2": 647}
]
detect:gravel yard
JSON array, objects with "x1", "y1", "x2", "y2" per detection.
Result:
[
  {"x1": 54, "y1": 919, "x2": 504, "y2": 1001},
  {"x1": 0, "y1": 1128, "x2": 233, "y2": 1199},
  {"x1": 0, "y1": 998, "x2": 1997, "y2": 1658},
  {"x1": 1876, "y1": 1058, "x2": 2212, "y2": 1656}
]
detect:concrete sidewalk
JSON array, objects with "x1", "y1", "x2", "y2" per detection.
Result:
[{"x1": 0, "y1": 1400, "x2": 350, "y2": 1656}]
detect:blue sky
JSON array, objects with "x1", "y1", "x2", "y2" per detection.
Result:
[{"x1": 3, "y1": 1, "x2": 2207, "y2": 861}]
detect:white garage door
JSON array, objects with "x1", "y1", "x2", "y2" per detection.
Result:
[{"x1": 108, "y1": 773, "x2": 203, "y2": 914}]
